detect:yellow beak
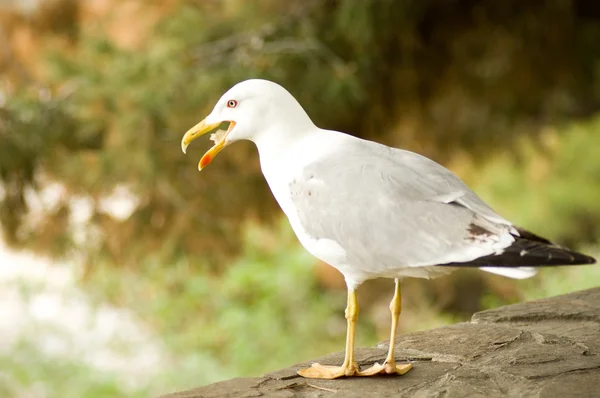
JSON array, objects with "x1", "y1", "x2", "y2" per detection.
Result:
[{"x1": 181, "y1": 118, "x2": 236, "y2": 170}]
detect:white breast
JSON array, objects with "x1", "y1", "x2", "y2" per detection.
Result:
[{"x1": 255, "y1": 130, "x2": 374, "y2": 288}]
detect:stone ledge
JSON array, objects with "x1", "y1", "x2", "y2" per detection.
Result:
[{"x1": 161, "y1": 287, "x2": 600, "y2": 398}]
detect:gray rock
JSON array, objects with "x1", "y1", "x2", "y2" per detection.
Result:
[{"x1": 161, "y1": 288, "x2": 600, "y2": 398}]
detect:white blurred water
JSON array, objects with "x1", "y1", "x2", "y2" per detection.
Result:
[{"x1": 0, "y1": 241, "x2": 164, "y2": 391}]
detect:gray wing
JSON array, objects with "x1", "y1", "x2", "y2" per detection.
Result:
[{"x1": 288, "y1": 138, "x2": 514, "y2": 273}]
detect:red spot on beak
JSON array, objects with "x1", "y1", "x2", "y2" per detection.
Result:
[{"x1": 200, "y1": 154, "x2": 212, "y2": 169}]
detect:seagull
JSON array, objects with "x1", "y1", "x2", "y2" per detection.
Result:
[{"x1": 181, "y1": 79, "x2": 596, "y2": 379}]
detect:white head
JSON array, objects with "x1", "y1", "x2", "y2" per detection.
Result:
[{"x1": 181, "y1": 79, "x2": 314, "y2": 170}]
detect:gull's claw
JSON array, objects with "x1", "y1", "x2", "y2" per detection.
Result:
[
  {"x1": 357, "y1": 361, "x2": 413, "y2": 376},
  {"x1": 297, "y1": 362, "x2": 360, "y2": 379}
]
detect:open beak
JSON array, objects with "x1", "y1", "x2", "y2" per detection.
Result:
[{"x1": 181, "y1": 118, "x2": 236, "y2": 170}]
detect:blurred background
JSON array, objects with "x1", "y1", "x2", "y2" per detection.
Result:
[{"x1": 1, "y1": 0, "x2": 599, "y2": 396}]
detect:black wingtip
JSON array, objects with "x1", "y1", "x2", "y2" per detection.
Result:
[
  {"x1": 578, "y1": 253, "x2": 597, "y2": 265},
  {"x1": 546, "y1": 247, "x2": 595, "y2": 266},
  {"x1": 440, "y1": 226, "x2": 597, "y2": 268}
]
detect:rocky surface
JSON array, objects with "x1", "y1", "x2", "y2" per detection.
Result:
[{"x1": 161, "y1": 288, "x2": 600, "y2": 398}]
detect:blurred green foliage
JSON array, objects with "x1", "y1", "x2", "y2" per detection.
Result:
[{"x1": 0, "y1": 0, "x2": 599, "y2": 397}]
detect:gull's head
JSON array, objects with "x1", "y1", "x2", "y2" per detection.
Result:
[{"x1": 181, "y1": 79, "x2": 312, "y2": 170}]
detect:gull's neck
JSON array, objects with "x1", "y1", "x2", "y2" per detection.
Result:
[
  {"x1": 253, "y1": 123, "x2": 316, "y2": 168},
  {"x1": 250, "y1": 101, "x2": 318, "y2": 164},
  {"x1": 250, "y1": 92, "x2": 317, "y2": 159},
  {"x1": 252, "y1": 123, "x2": 353, "y2": 189},
  {"x1": 249, "y1": 118, "x2": 352, "y2": 221},
  {"x1": 251, "y1": 123, "x2": 327, "y2": 220}
]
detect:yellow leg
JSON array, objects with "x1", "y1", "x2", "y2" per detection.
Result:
[
  {"x1": 297, "y1": 288, "x2": 360, "y2": 379},
  {"x1": 358, "y1": 279, "x2": 412, "y2": 376}
]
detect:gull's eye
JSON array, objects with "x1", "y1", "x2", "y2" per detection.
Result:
[{"x1": 227, "y1": 99, "x2": 238, "y2": 108}]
